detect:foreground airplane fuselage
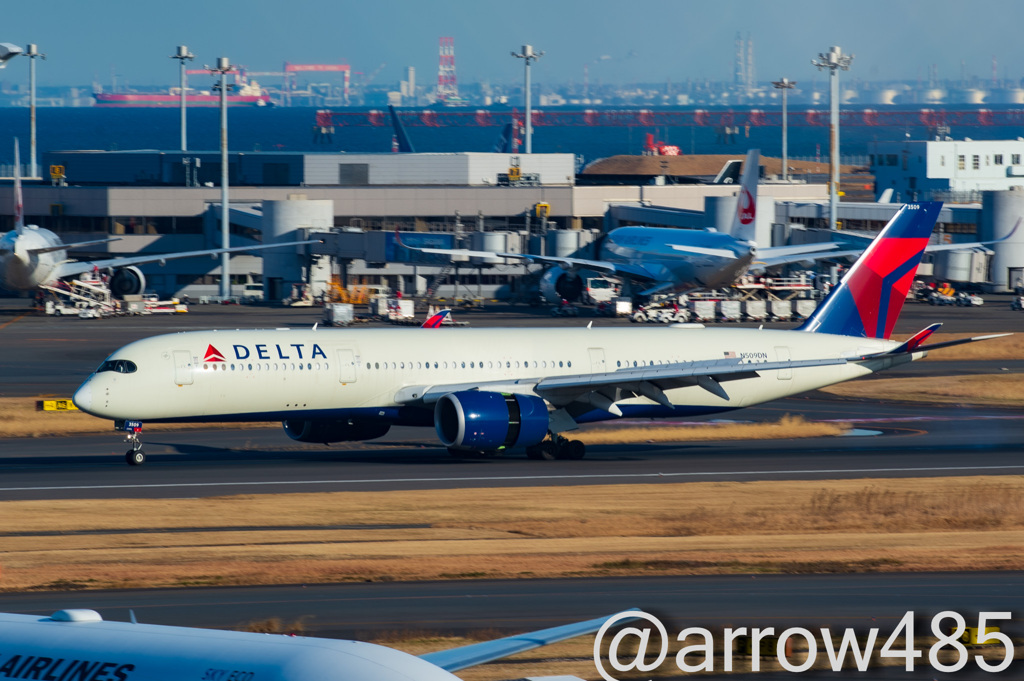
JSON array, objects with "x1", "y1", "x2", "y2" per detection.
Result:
[{"x1": 73, "y1": 325, "x2": 905, "y2": 425}]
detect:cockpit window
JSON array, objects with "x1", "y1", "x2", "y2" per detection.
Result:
[{"x1": 97, "y1": 359, "x2": 137, "y2": 374}]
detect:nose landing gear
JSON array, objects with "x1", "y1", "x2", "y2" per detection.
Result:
[{"x1": 118, "y1": 420, "x2": 146, "y2": 466}]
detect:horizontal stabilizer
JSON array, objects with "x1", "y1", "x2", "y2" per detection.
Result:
[
  {"x1": 420, "y1": 610, "x2": 641, "y2": 672},
  {"x1": 860, "y1": 323, "x2": 1011, "y2": 358}
]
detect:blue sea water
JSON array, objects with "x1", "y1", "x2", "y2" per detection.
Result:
[{"x1": 0, "y1": 106, "x2": 1021, "y2": 167}]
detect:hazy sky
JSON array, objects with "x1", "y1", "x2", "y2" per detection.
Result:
[{"x1": 3, "y1": 0, "x2": 1023, "y2": 90}]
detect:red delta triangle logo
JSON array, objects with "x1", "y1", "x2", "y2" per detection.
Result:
[
  {"x1": 737, "y1": 187, "x2": 755, "y2": 225},
  {"x1": 204, "y1": 344, "x2": 226, "y2": 362}
]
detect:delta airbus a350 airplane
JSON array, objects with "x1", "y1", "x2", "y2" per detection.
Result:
[
  {"x1": 73, "y1": 201, "x2": 1004, "y2": 465},
  {"x1": 0, "y1": 607, "x2": 634, "y2": 681}
]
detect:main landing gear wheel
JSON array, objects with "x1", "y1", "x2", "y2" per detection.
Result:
[
  {"x1": 126, "y1": 449, "x2": 146, "y2": 466},
  {"x1": 526, "y1": 437, "x2": 586, "y2": 461}
]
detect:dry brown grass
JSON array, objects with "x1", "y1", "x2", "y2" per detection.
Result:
[
  {"x1": 821, "y1": 373, "x2": 1024, "y2": 406},
  {"x1": 2, "y1": 477, "x2": 1023, "y2": 593},
  {"x1": 0, "y1": 398, "x2": 274, "y2": 438}
]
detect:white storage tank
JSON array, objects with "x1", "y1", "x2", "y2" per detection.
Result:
[
  {"x1": 262, "y1": 197, "x2": 333, "y2": 301},
  {"x1": 470, "y1": 232, "x2": 506, "y2": 265},
  {"x1": 934, "y1": 249, "x2": 989, "y2": 283},
  {"x1": 547, "y1": 230, "x2": 580, "y2": 258},
  {"x1": 980, "y1": 187, "x2": 1024, "y2": 290}
]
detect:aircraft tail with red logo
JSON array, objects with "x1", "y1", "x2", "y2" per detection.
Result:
[
  {"x1": 727, "y1": 148, "x2": 760, "y2": 244},
  {"x1": 798, "y1": 202, "x2": 942, "y2": 339}
]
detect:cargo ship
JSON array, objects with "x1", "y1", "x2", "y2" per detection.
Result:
[{"x1": 93, "y1": 77, "x2": 272, "y2": 107}]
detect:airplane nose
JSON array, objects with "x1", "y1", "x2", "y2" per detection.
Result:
[{"x1": 72, "y1": 382, "x2": 92, "y2": 412}]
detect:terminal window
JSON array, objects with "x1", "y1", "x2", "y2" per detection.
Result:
[
  {"x1": 995, "y1": 154, "x2": 1004, "y2": 165},
  {"x1": 1014, "y1": 154, "x2": 1022, "y2": 165},
  {"x1": 972, "y1": 155, "x2": 980, "y2": 170},
  {"x1": 957, "y1": 155, "x2": 965, "y2": 170}
]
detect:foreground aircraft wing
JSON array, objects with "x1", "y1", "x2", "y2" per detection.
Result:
[
  {"x1": 420, "y1": 609, "x2": 641, "y2": 672},
  {"x1": 397, "y1": 355, "x2": 849, "y2": 412},
  {"x1": 48, "y1": 239, "x2": 321, "y2": 281},
  {"x1": 533, "y1": 355, "x2": 849, "y2": 410}
]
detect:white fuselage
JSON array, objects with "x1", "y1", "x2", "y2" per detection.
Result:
[
  {"x1": 73, "y1": 326, "x2": 908, "y2": 425},
  {"x1": 0, "y1": 611, "x2": 458, "y2": 681},
  {"x1": 0, "y1": 226, "x2": 66, "y2": 291}
]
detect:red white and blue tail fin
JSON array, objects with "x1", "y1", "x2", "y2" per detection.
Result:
[
  {"x1": 421, "y1": 309, "x2": 451, "y2": 328},
  {"x1": 798, "y1": 202, "x2": 942, "y2": 338}
]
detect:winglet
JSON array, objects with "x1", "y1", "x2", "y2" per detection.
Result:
[
  {"x1": 421, "y1": 309, "x2": 451, "y2": 328},
  {"x1": 419, "y1": 609, "x2": 642, "y2": 673}
]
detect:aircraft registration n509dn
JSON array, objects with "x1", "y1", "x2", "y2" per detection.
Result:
[
  {"x1": 74, "y1": 202, "x2": 1004, "y2": 465},
  {"x1": 0, "y1": 608, "x2": 635, "y2": 681}
]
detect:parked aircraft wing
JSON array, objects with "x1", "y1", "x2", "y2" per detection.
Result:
[
  {"x1": 402, "y1": 237, "x2": 662, "y2": 283},
  {"x1": 28, "y1": 236, "x2": 122, "y2": 256},
  {"x1": 420, "y1": 609, "x2": 642, "y2": 672},
  {"x1": 754, "y1": 218, "x2": 1019, "y2": 270},
  {"x1": 49, "y1": 239, "x2": 321, "y2": 282}
]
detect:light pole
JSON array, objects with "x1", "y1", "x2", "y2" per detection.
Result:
[
  {"x1": 511, "y1": 45, "x2": 543, "y2": 154},
  {"x1": 207, "y1": 56, "x2": 234, "y2": 299},
  {"x1": 23, "y1": 43, "x2": 45, "y2": 179},
  {"x1": 812, "y1": 46, "x2": 853, "y2": 231},
  {"x1": 171, "y1": 45, "x2": 194, "y2": 152},
  {"x1": 771, "y1": 77, "x2": 796, "y2": 182}
]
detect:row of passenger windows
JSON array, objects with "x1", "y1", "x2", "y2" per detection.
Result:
[
  {"x1": 199, "y1": 358, "x2": 678, "y2": 374},
  {"x1": 360, "y1": 358, "x2": 676, "y2": 371},
  {"x1": 202, "y1": 362, "x2": 329, "y2": 372},
  {"x1": 365, "y1": 359, "x2": 574, "y2": 370}
]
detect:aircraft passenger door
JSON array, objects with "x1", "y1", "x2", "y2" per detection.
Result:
[
  {"x1": 588, "y1": 348, "x2": 606, "y2": 373},
  {"x1": 774, "y1": 346, "x2": 792, "y2": 381},
  {"x1": 173, "y1": 350, "x2": 194, "y2": 386},
  {"x1": 337, "y1": 349, "x2": 358, "y2": 384}
]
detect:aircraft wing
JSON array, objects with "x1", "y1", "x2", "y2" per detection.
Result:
[
  {"x1": 405, "y1": 241, "x2": 662, "y2": 282},
  {"x1": 533, "y1": 355, "x2": 849, "y2": 409},
  {"x1": 420, "y1": 610, "x2": 641, "y2": 672},
  {"x1": 755, "y1": 218, "x2": 1020, "y2": 270},
  {"x1": 48, "y1": 239, "x2": 320, "y2": 282},
  {"x1": 396, "y1": 355, "x2": 848, "y2": 411},
  {"x1": 28, "y1": 237, "x2": 123, "y2": 256}
]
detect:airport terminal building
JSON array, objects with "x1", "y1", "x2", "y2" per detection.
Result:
[{"x1": 5, "y1": 149, "x2": 1019, "y2": 297}]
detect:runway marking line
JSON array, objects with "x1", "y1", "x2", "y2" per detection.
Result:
[
  {"x1": 4, "y1": 463, "x2": 1024, "y2": 492},
  {"x1": 0, "y1": 313, "x2": 28, "y2": 331}
]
